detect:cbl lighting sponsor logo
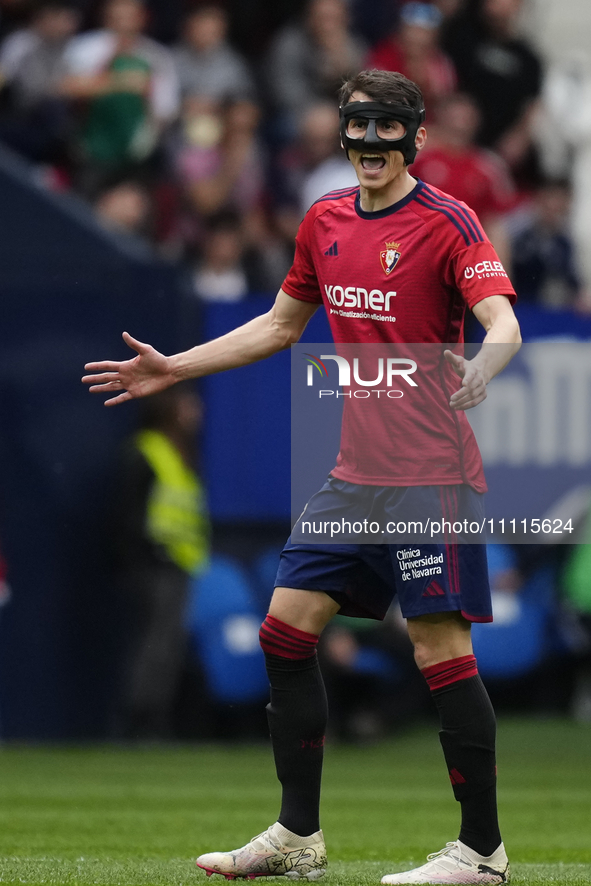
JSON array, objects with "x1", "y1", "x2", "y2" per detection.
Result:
[
  {"x1": 304, "y1": 353, "x2": 418, "y2": 399},
  {"x1": 464, "y1": 261, "x2": 508, "y2": 280}
]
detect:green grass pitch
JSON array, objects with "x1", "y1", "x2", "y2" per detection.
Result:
[{"x1": 0, "y1": 718, "x2": 589, "y2": 885}]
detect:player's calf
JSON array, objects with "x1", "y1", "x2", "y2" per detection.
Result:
[{"x1": 259, "y1": 614, "x2": 327, "y2": 838}]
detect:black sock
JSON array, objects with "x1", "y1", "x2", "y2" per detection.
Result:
[
  {"x1": 431, "y1": 674, "x2": 501, "y2": 857},
  {"x1": 265, "y1": 652, "x2": 327, "y2": 836}
]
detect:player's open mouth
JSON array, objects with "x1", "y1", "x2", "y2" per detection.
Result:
[{"x1": 361, "y1": 154, "x2": 386, "y2": 171}]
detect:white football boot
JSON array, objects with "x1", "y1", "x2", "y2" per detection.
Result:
[
  {"x1": 196, "y1": 822, "x2": 327, "y2": 880},
  {"x1": 380, "y1": 841, "x2": 510, "y2": 885}
]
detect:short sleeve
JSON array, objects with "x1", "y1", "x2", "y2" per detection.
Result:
[
  {"x1": 281, "y1": 211, "x2": 323, "y2": 304},
  {"x1": 448, "y1": 240, "x2": 516, "y2": 310}
]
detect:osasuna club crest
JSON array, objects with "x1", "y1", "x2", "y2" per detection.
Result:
[{"x1": 380, "y1": 242, "x2": 402, "y2": 275}]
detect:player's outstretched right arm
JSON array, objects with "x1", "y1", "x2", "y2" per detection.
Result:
[{"x1": 82, "y1": 289, "x2": 318, "y2": 406}]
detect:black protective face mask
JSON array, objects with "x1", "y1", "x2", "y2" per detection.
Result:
[{"x1": 340, "y1": 101, "x2": 426, "y2": 166}]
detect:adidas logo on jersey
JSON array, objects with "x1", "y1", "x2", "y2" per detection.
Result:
[{"x1": 324, "y1": 242, "x2": 338, "y2": 256}]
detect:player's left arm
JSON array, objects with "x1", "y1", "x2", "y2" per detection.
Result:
[{"x1": 445, "y1": 294, "x2": 521, "y2": 411}]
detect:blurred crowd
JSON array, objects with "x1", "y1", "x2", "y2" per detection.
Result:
[
  {"x1": 0, "y1": 0, "x2": 591, "y2": 740},
  {"x1": 2, "y1": 0, "x2": 591, "y2": 742},
  {"x1": 0, "y1": 0, "x2": 588, "y2": 310}
]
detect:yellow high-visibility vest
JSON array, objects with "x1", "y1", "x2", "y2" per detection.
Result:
[{"x1": 135, "y1": 429, "x2": 209, "y2": 575}]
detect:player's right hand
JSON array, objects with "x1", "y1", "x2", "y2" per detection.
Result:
[{"x1": 81, "y1": 332, "x2": 176, "y2": 406}]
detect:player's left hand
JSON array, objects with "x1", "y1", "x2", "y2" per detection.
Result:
[{"x1": 443, "y1": 349, "x2": 487, "y2": 411}]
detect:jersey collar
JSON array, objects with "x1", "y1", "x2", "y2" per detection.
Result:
[{"x1": 354, "y1": 179, "x2": 425, "y2": 220}]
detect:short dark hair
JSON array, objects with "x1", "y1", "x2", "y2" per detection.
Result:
[{"x1": 338, "y1": 69, "x2": 424, "y2": 112}]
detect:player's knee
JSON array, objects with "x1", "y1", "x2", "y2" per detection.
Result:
[
  {"x1": 411, "y1": 640, "x2": 433, "y2": 671},
  {"x1": 409, "y1": 631, "x2": 461, "y2": 670},
  {"x1": 259, "y1": 613, "x2": 319, "y2": 660},
  {"x1": 269, "y1": 586, "x2": 340, "y2": 634},
  {"x1": 407, "y1": 622, "x2": 441, "y2": 669},
  {"x1": 407, "y1": 612, "x2": 472, "y2": 670},
  {"x1": 412, "y1": 639, "x2": 471, "y2": 671}
]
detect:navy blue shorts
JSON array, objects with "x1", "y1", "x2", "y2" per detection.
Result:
[{"x1": 275, "y1": 479, "x2": 492, "y2": 623}]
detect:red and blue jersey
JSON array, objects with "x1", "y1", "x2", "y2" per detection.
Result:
[{"x1": 282, "y1": 179, "x2": 517, "y2": 491}]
